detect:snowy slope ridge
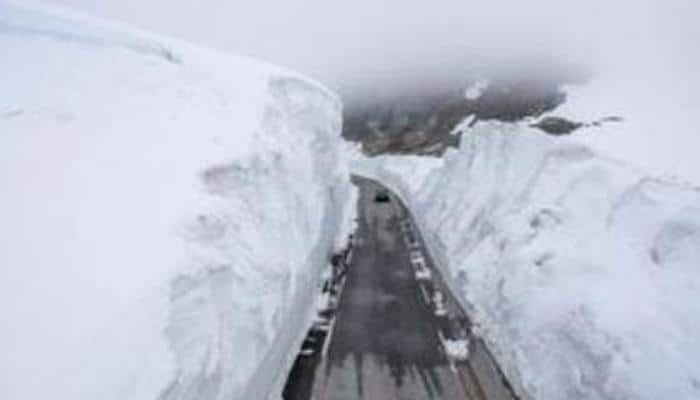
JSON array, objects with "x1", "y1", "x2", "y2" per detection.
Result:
[
  {"x1": 0, "y1": 3, "x2": 354, "y2": 400},
  {"x1": 355, "y1": 123, "x2": 700, "y2": 399}
]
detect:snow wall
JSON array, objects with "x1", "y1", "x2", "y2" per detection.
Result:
[
  {"x1": 0, "y1": 3, "x2": 356, "y2": 400},
  {"x1": 354, "y1": 122, "x2": 700, "y2": 400}
]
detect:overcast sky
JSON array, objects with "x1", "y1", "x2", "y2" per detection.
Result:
[{"x1": 47, "y1": 1, "x2": 699, "y2": 94}]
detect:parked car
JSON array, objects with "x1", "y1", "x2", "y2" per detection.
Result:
[
  {"x1": 415, "y1": 264, "x2": 433, "y2": 281},
  {"x1": 409, "y1": 249, "x2": 424, "y2": 264},
  {"x1": 300, "y1": 348, "x2": 314, "y2": 356},
  {"x1": 433, "y1": 290, "x2": 448, "y2": 317},
  {"x1": 442, "y1": 319, "x2": 471, "y2": 360},
  {"x1": 311, "y1": 305, "x2": 334, "y2": 333},
  {"x1": 443, "y1": 338, "x2": 470, "y2": 361},
  {"x1": 311, "y1": 317, "x2": 331, "y2": 333},
  {"x1": 410, "y1": 250, "x2": 431, "y2": 281},
  {"x1": 300, "y1": 336, "x2": 318, "y2": 356},
  {"x1": 403, "y1": 230, "x2": 419, "y2": 248}
]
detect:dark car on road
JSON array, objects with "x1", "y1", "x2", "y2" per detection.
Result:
[{"x1": 374, "y1": 191, "x2": 390, "y2": 202}]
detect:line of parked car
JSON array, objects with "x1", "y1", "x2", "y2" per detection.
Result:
[
  {"x1": 297, "y1": 237, "x2": 352, "y2": 358},
  {"x1": 400, "y1": 217, "x2": 471, "y2": 362}
]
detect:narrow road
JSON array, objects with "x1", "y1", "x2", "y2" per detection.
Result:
[{"x1": 283, "y1": 176, "x2": 517, "y2": 400}]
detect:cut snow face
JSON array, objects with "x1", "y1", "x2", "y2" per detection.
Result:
[{"x1": 0, "y1": 4, "x2": 355, "y2": 400}]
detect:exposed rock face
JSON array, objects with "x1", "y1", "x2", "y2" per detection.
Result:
[
  {"x1": 530, "y1": 116, "x2": 583, "y2": 135},
  {"x1": 344, "y1": 77, "x2": 568, "y2": 156}
]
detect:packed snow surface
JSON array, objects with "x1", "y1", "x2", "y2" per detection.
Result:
[
  {"x1": 355, "y1": 121, "x2": 700, "y2": 399},
  {"x1": 0, "y1": 3, "x2": 354, "y2": 400},
  {"x1": 552, "y1": 73, "x2": 700, "y2": 184}
]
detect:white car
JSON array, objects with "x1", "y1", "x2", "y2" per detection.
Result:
[
  {"x1": 409, "y1": 249, "x2": 424, "y2": 264},
  {"x1": 300, "y1": 336, "x2": 318, "y2": 356},
  {"x1": 300, "y1": 347, "x2": 315, "y2": 356},
  {"x1": 412, "y1": 256, "x2": 426, "y2": 270},
  {"x1": 433, "y1": 290, "x2": 448, "y2": 317},
  {"x1": 443, "y1": 338, "x2": 470, "y2": 361},
  {"x1": 312, "y1": 317, "x2": 331, "y2": 333},
  {"x1": 415, "y1": 266, "x2": 432, "y2": 281}
]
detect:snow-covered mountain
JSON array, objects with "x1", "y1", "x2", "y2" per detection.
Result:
[
  {"x1": 0, "y1": 3, "x2": 355, "y2": 400},
  {"x1": 355, "y1": 119, "x2": 700, "y2": 399}
]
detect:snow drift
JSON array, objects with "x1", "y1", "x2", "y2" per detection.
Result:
[
  {"x1": 355, "y1": 122, "x2": 700, "y2": 399},
  {"x1": 0, "y1": 3, "x2": 354, "y2": 400}
]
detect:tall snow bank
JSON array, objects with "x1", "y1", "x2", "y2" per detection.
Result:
[
  {"x1": 354, "y1": 123, "x2": 700, "y2": 399},
  {"x1": 0, "y1": 3, "x2": 354, "y2": 400}
]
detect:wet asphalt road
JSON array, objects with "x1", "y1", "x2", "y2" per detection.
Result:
[
  {"x1": 315, "y1": 177, "x2": 469, "y2": 399},
  {"x1": 284, "y1": 177, "x2": 517, "y2": 400}
]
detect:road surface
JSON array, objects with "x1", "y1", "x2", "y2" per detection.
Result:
[{"x1": 283, "y1": 176, "x2": 518, "y2": 400}]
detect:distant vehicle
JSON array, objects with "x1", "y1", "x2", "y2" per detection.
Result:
[
  {"x1": 433, "y1": 290, "x2": 448, "y2": 317},
  {"x1": 410, "y1": 250, "x2": 431, "y2": 280},
  {"x1": 317, "y1": 308, "x2": 335, "y2": 321},
  {"x1": 407, "y1": 234, "x2": 421, "y2": 250},
  {"x1": 330, "y1": 253, "x2": 344, "y2": 267},
  {"x1": 443, "y1": 338, "x2": 470, "y2": 361},
  {"x1": 409, "y1": 249, "x2": 424, "y2": 264},
  {"x1": 403, "y1": 229, "x2": 419, "y2": 248},
  {"x1": 442, "y1": 319, "x2": 471, "y2": 360},
  {"x1": 374, "y1": 191, "x2": 390, "y2": 203},
  {"x1": 327, "y1": 294, "x2": 339, "y2": 310},
  {"x1": 412, "y1": 256, "x2": 426, "y2": 269},
  {"x1": 311, "y1": 304, "x2": 334, "y2": 333},
  {"x1": 300, "y1": 337, "x2": 318, "y2": 356},
  {"x1": 311, "y1": 317, "x2": 331, "y2": 333},
  {"x1": 415, "y1": 264, "x2": 432, "y2": 281},
  {"x1": 401, "y1": 220, "x2": 423, "y2": 249},
  {"x1": 300, "y1": 348, "x2": 314, "y2": 356},
  {"x1": 316, "y1": 290, "x2": 336, "y2": 311}
]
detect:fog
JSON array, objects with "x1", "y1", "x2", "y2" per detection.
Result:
[
  {"x1": 47, "y1": 0, "x2": 696, "y2": 91},
  {"x1": 45, "y1": 0, "x2": 700, "y2": 181}
]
